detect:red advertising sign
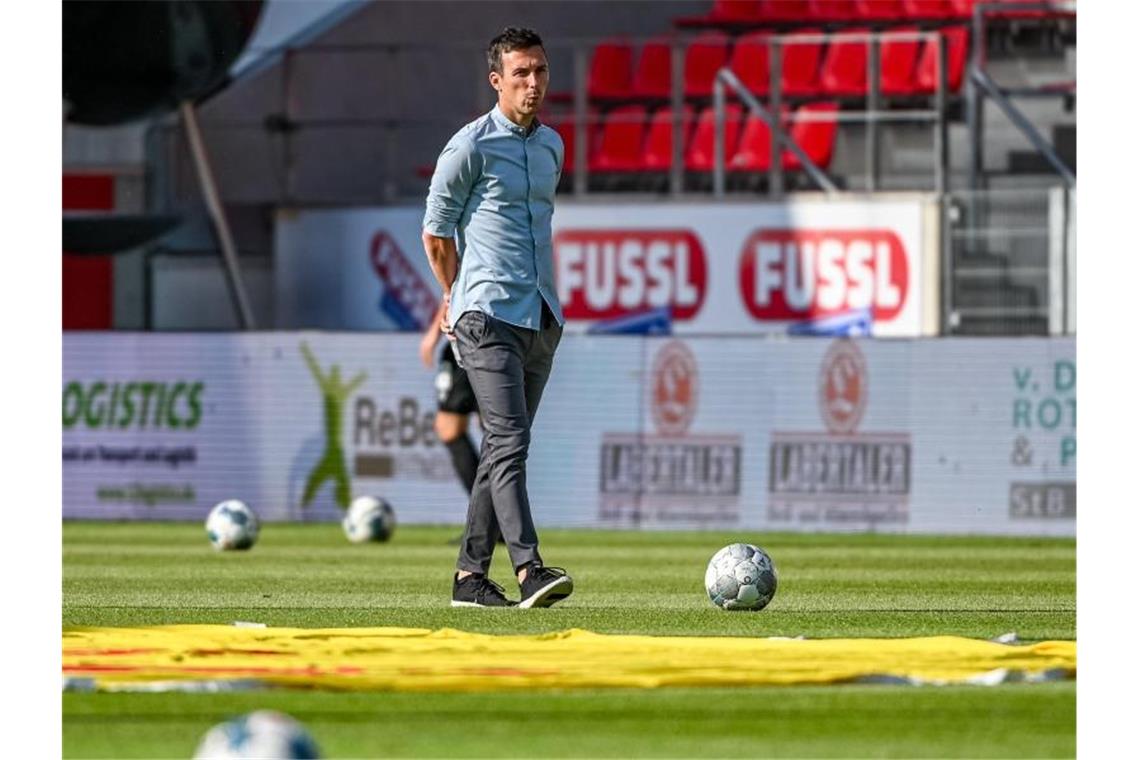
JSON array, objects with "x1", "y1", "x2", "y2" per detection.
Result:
[
  {"x1": 554, "y1": 229, "x2": 707, "y2": 320},
  {"x1": 739, "y1": 229, "x2": 909, "y2": 322}
]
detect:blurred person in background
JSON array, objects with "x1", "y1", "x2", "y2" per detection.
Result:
[
  {"x1": 419, "y1": 299, "x2": 494, "y2": 547},
  {"x1": 420, "y1": 298, "x2": 480, "y2": 496}
]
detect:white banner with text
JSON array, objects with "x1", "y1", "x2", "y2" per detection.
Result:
[
  {"x1": 275, "y1": 197, "x2": 938, "y2": 337},
  {"x1": 63, "y1": 333, "x2": 1073, "y2": 536}
]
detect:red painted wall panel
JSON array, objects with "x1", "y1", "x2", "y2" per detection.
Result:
[{"x1": 63, "y1": 174, "x2": 115, "y2": 329}]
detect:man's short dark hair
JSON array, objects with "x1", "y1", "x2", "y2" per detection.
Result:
[{"x1": 487, "y1": 27, "x2": 545, "y2": 74}]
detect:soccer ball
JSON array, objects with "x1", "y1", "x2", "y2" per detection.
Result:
[
  {"x1": 193, "y1": 710, "x2": 321, "y2": 759},
  {"x1": 342, "y1": 495, "x2": 396, "y2": 543},
  {"x1": 205, "y1": 499, "x2": 260, "y2": 551},
  {"x1": 704, "y1": 542, "x2": 778, "y2": 611}
]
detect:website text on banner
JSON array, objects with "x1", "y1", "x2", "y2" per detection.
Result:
[
  {"x1": 274, "y1": 198, "x2": 939, "y2": 337},
  {"x1": 63, "y1": 333, "x2": 1073, "y2": 537}
]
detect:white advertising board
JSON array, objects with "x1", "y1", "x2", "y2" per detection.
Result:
[
  {"x1": 62, "y1": 332, "x2": 472, "y2": 525},
  {"x1": 275, "y1": 197, "x2": 936, "y2": 337},
  {"x1": 274, "y1": 208, "x2": 442, "y2": 331},
  {"x1": 64, "y1": 333, "x2": 1073, "y2": 537}
]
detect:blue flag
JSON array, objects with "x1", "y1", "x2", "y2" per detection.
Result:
[
  {"x1": 379, "y1": 290, "x2": 422, "y2": 331},
  {"x1": 787, "y1": 308, "x2": 873, "y2": 337},
  {"x1": 587, "y1": 307, "x2": 673, "y2": 335}
]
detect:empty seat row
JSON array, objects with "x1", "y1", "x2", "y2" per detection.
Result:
[
  {"x1": 550, "y1": 102, "x2": 838, "y2": 175},
  {"x1": 683, "y1": 0, "x2": 979, "y2": 27},
  {"x1": 683, "y1": 0, "x2": 1072, "y2": 30},
  {"x1": 586, "y1": 27, "x2": 968, "y2": 104}
]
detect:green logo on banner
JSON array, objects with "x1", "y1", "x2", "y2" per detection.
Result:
[
  {"x1": 62, "y1": 381, "x2": 204, "y2": 430},
  {"x1": 300, "y1": 342, "x2": 367, "y2": 510}
]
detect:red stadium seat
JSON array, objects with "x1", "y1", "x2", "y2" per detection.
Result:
[
  {"x1": 879, "y1": 27, "x2": 922, "y2": 96},
  {"x1": 728, "y1": 31, "x2": 772, "y2": 96},
  {"x1": 589, "y1": 105, "x2": 648, "y2": 173},
  {"x1": 989, "y1": 0, "x2": 1056, "y2": 20},
  {"x1": 552, "y1": 119, "x2": 578, "y2": 174},
  {"x1": 708, "y1": 0, "x2": 766, "y2": 22},
  {"x1": 947, "y1": 0, "x2": 976, "y2": 18},
  {"x1": 632, "y1": 37, "x2": 674, "y2": 100},
  {"x1": 781, "y1": 29, "x2": 824, "y2": 97},
  {"x1": 684, "y1": 31, "x2": 731, "y2": 99},
  {"x1": 686, "y1": 103, "x2": 744, "y2": 171},
  {"x1": 551, "y1": 108, "x2": 602, "y2": 173},
  {"x1": 819, "y1": 29, "x2": 870, "y2": 97},
  {"x1": 761, "y1": 0, "x2": 812, "y2": 22},
  {"x1": 728, "y1": 112, "x2": 776, "y2": 171},
  {"x1": 853, "y1": 0, "x2": 903, "y2": 21},
  {"x1": 903, "y1": 0, "x2": 952, "y2": 19},
  {"x1": 640, "y1": 105, "x2": 695, "y2": 171},
  {"x1": 914, "y1": 26, "x2": 969, "y2": 93},
  {"x1": 808, "y1": 0, "x2": 857, "y2": 22},
  {"x1": 588, "y1": 38, "x2": 634, "y2": 101},
  {"x1": 783, "y1": 102, "x2": 839, "y2": 170}
]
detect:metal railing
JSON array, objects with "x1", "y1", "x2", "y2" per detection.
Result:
[
  {"x1": 708, "y1": 29, "x2": 948, "y2": 197},
  {"x1": 711, "y1": 67, "x2": 838, "y2": 196},
  {"x1": 148, "y1": 32, "x2": 960, "y2": 208},
  {"x1": 942, "y1": 186, "x2": 1075, "y2": 335},
  {"x1": 557, "y1": 30, "x2": 951, "y2": 197},
  {"x1": 966, "y1": 2, "x2": 1077, "y2": 191}
]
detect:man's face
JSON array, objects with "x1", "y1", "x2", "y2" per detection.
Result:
[{"x1": 490, "y1": 46, "x2": 549, "y2": 120}]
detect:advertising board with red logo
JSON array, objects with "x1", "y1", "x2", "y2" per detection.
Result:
[
  {"x1": 768, "y1": 340, "x2": 912, "y2": 527},
  {"x1": 525, "y1": 334, "x2": 1072, "y2": 536},
  {"x1": 64, "y1": 332, "x2": 1072, "y2": 537},
  {"x1": 551, "y1": 200, "x2": 933, "y2": 337},
  {"x1": 597, "y1": 340, "x2": 743, "y2": 526},
  {"x1": 274, "y1": 198, "x2": 935, "y2": 336}
]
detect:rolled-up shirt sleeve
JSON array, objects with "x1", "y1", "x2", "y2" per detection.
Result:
[{"x1": 423, "y1": 134, "x2": 480, "y2": 238}]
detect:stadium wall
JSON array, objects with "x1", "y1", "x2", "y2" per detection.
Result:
[{"x1": 62, "y1": 332, "x2": 1075, "y2": 537}]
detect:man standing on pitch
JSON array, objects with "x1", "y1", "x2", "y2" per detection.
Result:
[{"x1": 421, "y1": 27, "x2": 573, "y2": 609}]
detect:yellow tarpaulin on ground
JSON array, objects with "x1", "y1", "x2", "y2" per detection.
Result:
[{"x1": 63, "y1": 626, "x2": 1075, "y2": 692}]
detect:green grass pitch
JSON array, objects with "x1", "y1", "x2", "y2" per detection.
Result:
[{"x1": 63, "y1": 522, "x2": 1075, "y2": 758}]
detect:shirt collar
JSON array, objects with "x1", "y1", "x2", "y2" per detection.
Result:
[{"x1": 491, "y1": 104, "x2": 541, "y2": 136}]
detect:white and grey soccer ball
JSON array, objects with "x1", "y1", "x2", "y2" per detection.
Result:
[
  {"x1": 205, "y1": 499, "x2": 260, "y2": 551},
  {"x1": 342, "y1": 495, "x2": 396, "y2": 543},
  {"x1": 705, "y1": 542, "x2": 778, "y2": 611},
  {"x1": 193, "y1": 709, "x2": 321, "y2": 759}
]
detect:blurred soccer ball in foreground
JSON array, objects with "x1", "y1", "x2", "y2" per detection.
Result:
[
  {"x1": 342, "y1": 495, "x2": 396, "y2": 543},
  {"x1": 705, "y1": 543, "x2": 778, "y2": 611},
  {"x1": 205, "y1": 499, "x2": 260, "y2": 551},
  {"x1": 193, "y1": 709, "x2": 321, "y2": 759}
]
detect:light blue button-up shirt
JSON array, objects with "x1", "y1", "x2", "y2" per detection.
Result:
[{"x1": 423, "y1": 105, "x2": 565, "y2": 331}]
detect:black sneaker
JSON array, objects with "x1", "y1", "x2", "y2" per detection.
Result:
[
  {"x1": 517, "y1": 562, "x2": 573, "y2": 609},
  {"x1": 451, "y1": 573, "x2": 516, "y2": 608}
]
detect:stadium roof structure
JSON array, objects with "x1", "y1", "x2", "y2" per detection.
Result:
[{"x1": 228, "y1": 0, "x2": 369, "y2": 82}]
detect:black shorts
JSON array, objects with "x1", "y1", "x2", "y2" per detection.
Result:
[{"x1": 435, "y1": 342, "x2": 478, "y2": 415}]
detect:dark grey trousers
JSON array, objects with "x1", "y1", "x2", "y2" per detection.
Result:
[{"x1": 451, "y1": 305, "x2": 562, "y2": 575}]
